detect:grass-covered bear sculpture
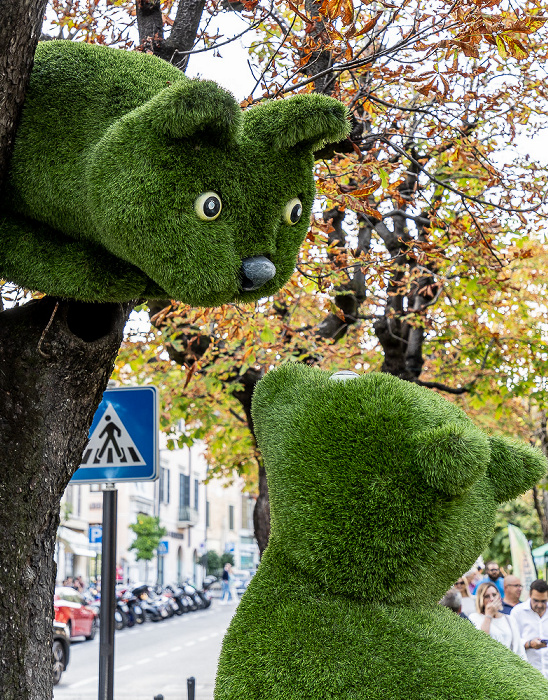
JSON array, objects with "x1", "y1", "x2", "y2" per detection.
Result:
[
  {"x1": 1, "y1": 41, "x2": 349, "y2": 305},
  {"x1": 215, "y1": 364, "x2": 548, "y2": 699}
]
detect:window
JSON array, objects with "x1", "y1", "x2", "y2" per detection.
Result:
[
  {"x1": 241, "y1": 496, "x2": 254, "y2": 530},
  {"x1": 179, "y1": 474, "x2": 190, "y2": 508},
  {"x1": 228, "y1": 505, "x2": 234, "y2": 531},
  {"x1": 194, "y1": 479, "x2": 199, "y2": 511},
  {"x1": 160, "y1": 468, "x2": 170, "y2": 504},
  {"x1": 206, "y1": 501, "x2": 210, "y2": 528}
]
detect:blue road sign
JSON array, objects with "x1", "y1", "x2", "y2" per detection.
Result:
[
  {"x1": 157, "y1": 540, "x2": 169, "y2": 556},
  {"x1": 71, "y1": 386, "x2": 159, "y2": 484},
  {"x1": 89, "y1": 525, "x2": 103, "y2": 544}
]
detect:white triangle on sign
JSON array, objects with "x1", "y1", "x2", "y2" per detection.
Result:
[{"x1": 81, "y1": 403, "x2": 146, "y2": 468}]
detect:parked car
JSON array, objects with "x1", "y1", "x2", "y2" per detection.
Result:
[
  {"x1": 54, "y1": 586, "x2": 98, "y2": 640},
  {"x1": 52, "y1": 620, "x2": 70, "y2": 685}
]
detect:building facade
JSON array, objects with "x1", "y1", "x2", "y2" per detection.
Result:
[{"x1": 55, "y1": 438, "x2": 260, "y2": 587}]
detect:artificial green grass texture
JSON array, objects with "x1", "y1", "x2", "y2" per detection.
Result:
[
  {"x1": 215, "y1": 365, "x2": 548, "y2": 699},
  {"x1": 0, "y1": 41, "x2": 350, "y2": 304}
]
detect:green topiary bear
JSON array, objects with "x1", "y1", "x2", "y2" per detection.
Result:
[
  {"x1": 0, "y1": 41, "x2": 349, "y2": 305},
  {"x1": 215, "y1": 364, "x2": 548, "y2": 699}
]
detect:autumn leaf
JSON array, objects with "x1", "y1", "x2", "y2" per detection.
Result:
[
  {"x1": 341, "y1": 0, "x2": 354, "y2": 26},
  {"x1": 495, "y1": 35, "x2": 507, "y2": 58},
  {"x1": 505, "y1": 36, "x2": 529, "y2": 59}
]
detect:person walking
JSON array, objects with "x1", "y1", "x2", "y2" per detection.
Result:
[
  {"x1": 472, "y1": 561, "x2": 505, "y2": 597},
  {"x1": 501, "y1": 575, "x2": 523, "y2": 615},
  {"x1": 469, "y1": 582, "x2": 526, "y2": 659},
  {"x1": 453, "y1": 575, "x2": 476, "y2": 617},
  {"x1": 440, "y1": 590, "x2": 471, "y2": 621},
  {"x1": 510, "y1": 579, "x2": 548, "y2": 678},
  {"x1": 220, "y1": 563, "x2": 233, "y2": 605}
]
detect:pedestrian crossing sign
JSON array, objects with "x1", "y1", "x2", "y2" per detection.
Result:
[{"x1": 71, "y1": 386, "x2": 159, "y2": 483}]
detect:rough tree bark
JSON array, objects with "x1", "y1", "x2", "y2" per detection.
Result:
[
  {"x1": 533, "y1": 412, "x2": 548, "y2": 542},
  {"x1": 0, "y1": 0, "x2": 48, "y2": 188},
  {"x1": 0, "y1": 299, "x2": 133, "y2": 699},
  {"x1": 0, "y1": 1, "x2": 213, "y2": 695},
  {"x1": 135, "y1": 0, "x2": 206, "y2": 68}
]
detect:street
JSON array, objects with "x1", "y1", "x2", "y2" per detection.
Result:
[{"x1": 54, "y1": 601, "x2": 238, "y2": 700}]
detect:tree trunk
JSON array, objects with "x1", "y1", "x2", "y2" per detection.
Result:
[
  {"x1": 0, "y1": 0, "x2": 48, "y2": 188},
  {"x1": 0, "y1": 298, "x2": 132, "y2": 699},
  {"x1": 231, "y1": 368, "x2": 270, "y2": 554},
  {"x1": 533, "y1": 412, "x2": 548, "y2": 542}
]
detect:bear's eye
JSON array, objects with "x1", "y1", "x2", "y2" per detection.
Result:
[
  {"x1": 195, "y1": 192, "x2": 222, "y2": 221},
  {"x1": 330, "y1": 370, "x2": 360, "y2": 382},
  {"x1": 283, "y1": 198, "x2": 303, "y2": 226}
]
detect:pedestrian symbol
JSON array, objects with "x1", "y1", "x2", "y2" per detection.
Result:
[
  {"x1": 71, "y1": 386, "x2": 158, "y2": 484},
  {"x1": 81, "y1": 403, "x2": 146, "y2": 467}
]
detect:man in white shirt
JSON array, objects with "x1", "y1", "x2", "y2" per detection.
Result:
[{"x1": 510, "y1": 579, "x2": 548, "y2": 678}]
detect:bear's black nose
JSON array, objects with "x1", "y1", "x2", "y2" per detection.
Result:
[{"x1": 240, "y1": 256, "x2": 276, "y2": 292}]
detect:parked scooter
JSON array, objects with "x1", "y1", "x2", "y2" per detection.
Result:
[
  {"x1": 165, "y1": 584, "x2": 193, "y2": 614},
  {"x1": 180, "y1": 579, "x2": 208, "y2": 610},
  {"x1": 154, "y1": 586, "x2": 178, "y2": 617},
  {"x1": 118, "y1": 587, "x2": 145, "y2": 625},
  {"x1": 115, "y1": 591, "x2": 133, "y2": 630},
  {"x1": 132, "y1": 585, "x2": 167, "y2": 622}
]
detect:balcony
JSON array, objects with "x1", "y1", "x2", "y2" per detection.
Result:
[{"x1": 177, "y1": 506, "x2": 199, "y2": 528}]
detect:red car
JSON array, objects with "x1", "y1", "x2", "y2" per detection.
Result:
[{"x1": 54, "y1": 587, "x2": 97, "y2": 640}]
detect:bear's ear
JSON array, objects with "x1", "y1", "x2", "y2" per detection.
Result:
[
  {"x1": 410, "y1": 423, "x2": 491, "y2": 495},
  {"x1": 138, "y1": 79, "x2": 243, "y2": 143},
  {"x1": 487, "y1": 436, "x2": 547, "y2": 503},
  {"x1": 242, "y1": 94, "x2": 350, "y2": 152}
]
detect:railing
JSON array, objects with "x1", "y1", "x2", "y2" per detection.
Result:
[{"x1": 177, "y1": 506, "x2": 199, "y2": 526}]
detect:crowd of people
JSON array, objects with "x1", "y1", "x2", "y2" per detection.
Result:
[
  {"x1": 441, "y1": 560, "x2": 548, "y2": 678},
  {"x1": 61, "y1": 575, "x2": 86, "y2": 592}
]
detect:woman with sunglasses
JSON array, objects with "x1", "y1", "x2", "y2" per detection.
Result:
[
  {"x1": 469, "y1": 582, "x2": 526, "y2": 659},
  {"x1": 453, "y1": 575, "x2": 476, "y2": 617}
]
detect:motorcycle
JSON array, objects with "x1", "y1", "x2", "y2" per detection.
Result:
[
  {"x1": 115, "y1": 593, "x2": 132, "y2": 630},
  {"x1": 180, "y1": 579, "x2": 209, "y2": 610},
  {"x1": 132, "y1": 584, "x2": 167, "y2": 622},
  {"x1": 118, "y1": 587, "x2": 145, "y2": 625},
  {"x1": 165, "y1": 584, "x2": 193, "y2": 614}
]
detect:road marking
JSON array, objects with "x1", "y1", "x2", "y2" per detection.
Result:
[
  {"x1": 209, "y1": 632, "x2": 218, "y2": 637},
  {"x1": 154, "y1": 651, "x2": 168, "y2": 658},
  {"x1": 69, "y1": 676, "x2": 98, "y2": 689},
  {"x1": 198, "y1": 636, "x2": 209, "y2": 641},
  {"x1": 185, "y1": 641, "x2": 196, "y2": 647},
  {"x1": 170, "y1": 645, "x2": 182, "y2": 652},
  {"x1": 135, "y1": 657, "x2": 151, "y2": 665},
  {"x1": 116, "y1": 664, "x2": 133, "y2": 672}
]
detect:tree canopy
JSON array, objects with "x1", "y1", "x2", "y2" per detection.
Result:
[
  {"x1": 129, "y1": 514, "x2": 167, "y2": 562},
  {"x1": 40, "y1": 0, "x2": 548, "y2": 548},
  {"x1": 68, "y1": 0, "x2": 548, "y2": 553}
]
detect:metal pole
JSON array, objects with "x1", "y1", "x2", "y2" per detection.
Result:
[
  {"x1": 187, "y1": 677, "x2": 196, "y2": 700},
  {"x1": 99, "y1": 485, "x2": 117, "y2": 700}
]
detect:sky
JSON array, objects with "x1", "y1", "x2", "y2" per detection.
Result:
[{"x1": 186, "y1": 12, "x2": 258, "y2": 101}]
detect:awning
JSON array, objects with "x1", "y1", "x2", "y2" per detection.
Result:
[
  {"x1": 57, "y1": 526, "x2": 97, "y2": 558},
  {"x1": 532, "y1": 542, "x2": 548, "y2": 559}
]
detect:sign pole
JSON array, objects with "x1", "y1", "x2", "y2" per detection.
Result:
[{"x1": 99, "y1": 484, "x2": 117, "y2": 700}]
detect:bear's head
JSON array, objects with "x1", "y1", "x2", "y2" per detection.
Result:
[
  {"x1": 251, "y1": 364, "x2": 547, "y2": 605},
  {"x1": 86, "y1": 81, "x2": 350, "y2": 306}
]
